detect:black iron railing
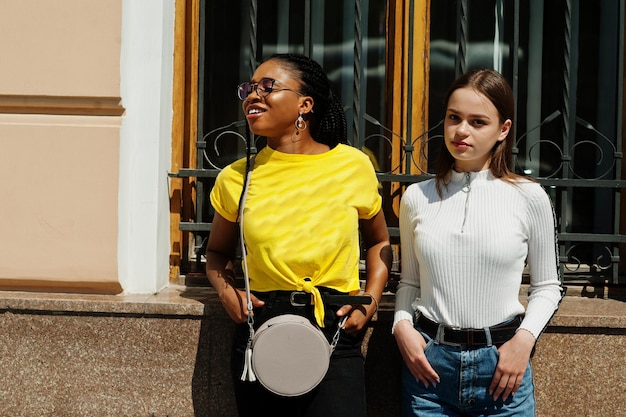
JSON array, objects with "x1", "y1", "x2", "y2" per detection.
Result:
[{"x1": 171, "y1": 0, "x2": 626, "y2": 285}]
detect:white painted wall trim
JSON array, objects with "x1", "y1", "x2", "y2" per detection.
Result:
[{"x1": 118, "y1": 0, "x2": 175, "y2": 293}]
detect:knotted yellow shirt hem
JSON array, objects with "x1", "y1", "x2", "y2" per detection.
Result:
[{"x1": 297, "y1": 277, "x2": 326, "y2": 327}]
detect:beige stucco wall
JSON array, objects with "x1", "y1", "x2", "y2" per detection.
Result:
[
  {"x1": 0, "y1": 0, "x2": 123, "y2": 292},
  {"x1": 0, "y1": 0, "x2": 121, "y2": 96}
]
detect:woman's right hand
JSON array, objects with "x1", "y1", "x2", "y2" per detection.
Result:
[
  {"x1": 394, "y1": 319, "x2": 441, "y2": 387},
  {"x1": 205, "y1": 212, "x2": 265, "y2": 323},
  {"x1": 218, "y1": 286, "x2": 265, "y2": 323}
]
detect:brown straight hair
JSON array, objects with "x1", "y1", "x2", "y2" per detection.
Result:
[{"x1": 435, "y1": 69, "x2": 527, "y2": 196}]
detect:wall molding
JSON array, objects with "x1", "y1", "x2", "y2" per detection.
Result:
[{"x1": 0, "y1": 95, "x2": 125, "y2": 116}]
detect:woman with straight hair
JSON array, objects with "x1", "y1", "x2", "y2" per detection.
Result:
[{"x1": 394, "y1": 69, "x2": 563, "y2": 416}]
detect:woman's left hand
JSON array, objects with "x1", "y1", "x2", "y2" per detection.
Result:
[
  {"x1": 489, "y1": 329, "x2": 536, "y2": 401},
  {"x1": 336, "y1": 302, "x2": 376, "y2": 335}
]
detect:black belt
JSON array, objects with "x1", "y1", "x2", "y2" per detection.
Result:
[
  {"x1": 416, "y1": 314, "x2": 522, "y2": 348},
  {"x1": 256, "y1": 290, "x2": 371, "y2": 307}
]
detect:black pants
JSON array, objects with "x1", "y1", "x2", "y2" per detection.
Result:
[{"x1": 231, "y1": 291, "x2": 367, "y2": 417}]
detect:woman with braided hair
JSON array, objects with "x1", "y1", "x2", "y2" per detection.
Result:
[{"x1": 205, "y1": 53, "x2": 391, "y2": 416}]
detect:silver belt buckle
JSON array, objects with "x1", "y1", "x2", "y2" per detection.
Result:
[
  {"x1": 289, "y1": 291, "x2": 309, "y2": 307},
  {"x1": 439, "y1": 325, "x2": 462, "y2": 347}
]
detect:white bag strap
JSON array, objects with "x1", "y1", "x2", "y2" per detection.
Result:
[{"x1": 239, "y1": 155, "x2": 257, "y2": 382}]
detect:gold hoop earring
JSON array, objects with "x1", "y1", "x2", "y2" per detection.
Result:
[{"x1": 295, "y1": 112, "x2": 307, "y2": 131}]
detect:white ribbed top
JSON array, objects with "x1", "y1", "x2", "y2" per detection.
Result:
[{"x1": 393, "y1": 170, "x2": 562, "y2": 339}]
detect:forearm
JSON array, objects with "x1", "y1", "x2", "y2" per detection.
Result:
[
  {"x1": 362, "y1": 240, "x2": 391, "y2": 304},
  {"x1": 521, "y1": 286, "x2": 563, "y2": 339},
  {"x1": 359, "y1": 210, "x2": 391, "y2": 304},
  {"x1": 205, "y1": 248, "x2": 260, "y2": 323},
  {"x1": 205, "y1": 250, "x2": 237, "y2": 299},
  {"x1": 338, "y1": 240, "x2": 390, "y2": 333},
  {"x1": 203, "y1": 212, "x2": 240, "y2": 299}
]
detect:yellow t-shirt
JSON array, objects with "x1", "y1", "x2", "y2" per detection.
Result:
[{"x1": 210, "y1": 144, "x2": 382, "y2": 325}]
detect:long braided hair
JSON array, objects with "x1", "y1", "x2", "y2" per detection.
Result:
[{"x1": 267, "y1": 53, "x2": 347, "y2": 148}]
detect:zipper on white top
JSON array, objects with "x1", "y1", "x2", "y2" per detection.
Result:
[{"x1": 460, "y1": 172, "x2": 471, "y2": 233}]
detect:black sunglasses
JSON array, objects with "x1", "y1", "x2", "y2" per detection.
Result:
[{"x1": 237, "y1": 78, "x2": 303, "y2": 101}]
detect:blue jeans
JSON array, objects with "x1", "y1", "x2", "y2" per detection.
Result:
[{"x1": 401, "y1": 328, "x2": 536, "y2": 417}]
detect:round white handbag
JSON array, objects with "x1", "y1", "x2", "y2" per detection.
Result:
[{"x1": 251, "y1": 314, "x2": 332, "y2": 397}]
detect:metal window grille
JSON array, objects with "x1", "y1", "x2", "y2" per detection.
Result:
[{"x1": 171, "y1": 0, "x2": 626, "y2": 285}]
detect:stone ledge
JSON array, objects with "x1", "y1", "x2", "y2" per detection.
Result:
[
  {"x1": 545, "y1": 295, "x2": 626, "y2": 329},
  {"x1": 1, "y1": 284, "x2": 624, "y2": 417},
  {"x1": 0, "y1": 285, "x2": 224, "y2": 317},
  {"x1": 1, "y1": 285, "x2": 625, "y2": 330}
]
